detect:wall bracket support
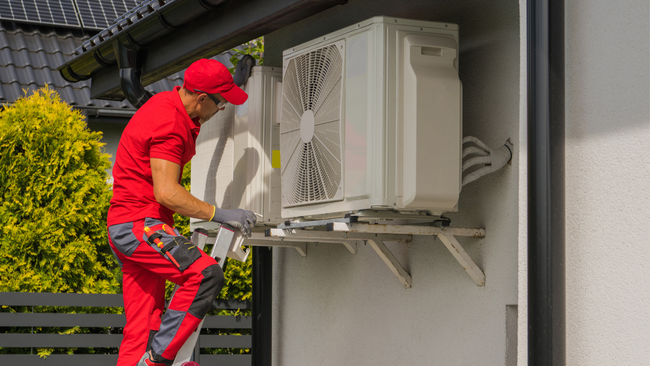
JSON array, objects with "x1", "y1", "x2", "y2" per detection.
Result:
[
  {"x1": 247, "y1": 220, "x2": 485, "y2": 288},
  {"x1": 328, "y1": 223, "x2": 486, "y2": 287}
]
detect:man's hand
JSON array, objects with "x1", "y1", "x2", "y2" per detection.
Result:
[{"x1": 211, "y1": 208, "x2": 257, "y2": 238}]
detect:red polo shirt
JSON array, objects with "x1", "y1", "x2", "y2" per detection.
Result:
[{"x1": 108, "y1": 86, "x2": 201, "y2": 227}]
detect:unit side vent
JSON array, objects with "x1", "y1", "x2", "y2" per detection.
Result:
[{"x1": 281, "y1": 42, "x2": 344, "y2": 207}]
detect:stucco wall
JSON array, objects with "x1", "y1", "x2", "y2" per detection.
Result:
[
  {"x1": 266, "y1": 1, "x2": 522, "y2": 365},
  {"x1": 87, "y1": 120, "x2": 127, "y2": 180},
  {"x1": 565, "y1": 0, "x2": 650, "y2": 364}
]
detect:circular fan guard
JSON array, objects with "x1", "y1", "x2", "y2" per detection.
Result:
[{"x1": 280, "y1": 44, "x2": 344, "y2": 206}]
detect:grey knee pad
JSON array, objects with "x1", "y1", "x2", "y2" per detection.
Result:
[{"x1": 188, "y1": 264, "x2": 225, "y2": 319}]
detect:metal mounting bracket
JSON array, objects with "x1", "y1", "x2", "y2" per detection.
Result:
[
  {"x1": 237, "y1": 216, "x2": 486, "y2": 288},
  {"x1": 210, "y1": 232, "x2": 310, "y2": 257},
  {"x1": 223, "y1": 213, "x2": 485, "y2": 289},
  {"x1": 328, "y1": 222, "x2": 486, "y2": 287},
  {"x1": 264, "y1": 226, "x2": 413, "y2": 287}
]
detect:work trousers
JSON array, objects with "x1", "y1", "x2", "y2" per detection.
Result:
[{"x1": 108, "y1": 218, "x2": 223, "y2": 366}]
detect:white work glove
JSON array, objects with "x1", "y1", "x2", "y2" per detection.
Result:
[{"x1": 462, "y1": 136, "x2": 513, "y2": 186}]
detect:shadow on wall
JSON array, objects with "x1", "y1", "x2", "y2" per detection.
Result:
[
  {"x1": 269, "y1": 0, "x2": 648, "y2": 137},
  {"x1": 204, "y1": 139, "x2": 261, "y2": 210},
  {"x1": 265, "y1": 0, "x2": 521, "y2": 147}
]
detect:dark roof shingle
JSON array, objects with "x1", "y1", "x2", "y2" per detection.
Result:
[{"x1": 0, "y1": 21, "x2": 233, "y2": 111}]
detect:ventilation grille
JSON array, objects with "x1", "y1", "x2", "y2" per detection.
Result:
[{"x1": 281, "y1": 43, "x2": 344, "y2": 206}]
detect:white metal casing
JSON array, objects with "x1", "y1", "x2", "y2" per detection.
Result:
[
  {"x1": 191, "y1": 66, "x2": 283, "y2": 232},
  {"x1": 280, "y1": 16, "x2": 462, "y2": 218}
]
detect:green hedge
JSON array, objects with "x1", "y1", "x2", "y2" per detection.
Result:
[{"x1": 0, "y1": 87, "x2": 119, "y2": 295}]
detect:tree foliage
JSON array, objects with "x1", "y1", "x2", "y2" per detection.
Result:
[
  {"x1": 0, "y1": 87, "x2": 119, "y2": 294},
  {"x1": 229, "y1": 37, "x2": 264, "y2": 74}
]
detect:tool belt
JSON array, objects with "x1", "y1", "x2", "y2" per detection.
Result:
[{"x1": 146, "y1": 231, "x2": 203, "y2": 271}]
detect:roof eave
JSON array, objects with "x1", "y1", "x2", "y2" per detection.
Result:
[{"x1": 56, "y1": 0, "x2": 347, "y2": 101}]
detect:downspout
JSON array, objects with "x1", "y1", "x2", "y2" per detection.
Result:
[
  {"x1": 113, "y1": 47, "x2": 254, "y2": 109},
  {"x1": 114, "y1": 39, "x2": 153, "y2": 109},
  {"x1": 527, "y1": 0, "x2": 565, "y2": 365},
  {"x1": 252, "y1": 247, "x2": 272, "y2": 366}
]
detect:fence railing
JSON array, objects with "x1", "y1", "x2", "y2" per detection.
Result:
[{"x1": 0, "y1": 292, "x2": 251, "y2": 366}]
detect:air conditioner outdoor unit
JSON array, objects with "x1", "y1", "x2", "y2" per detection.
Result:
[
  {"x1": 280, "y1": 16, "x2": 462, "y2": 219},
  {"x1": 191, "y1": 66, "x2": 283, "y2": 232}
]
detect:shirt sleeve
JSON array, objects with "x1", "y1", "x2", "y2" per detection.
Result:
[{"x1": 149, "y1": 114, "x2": 186, "y2": 165}]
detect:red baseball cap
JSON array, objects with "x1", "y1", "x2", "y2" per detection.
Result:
[{"x1": 183, "y1": 59, "x2": 248, "y2": 105}]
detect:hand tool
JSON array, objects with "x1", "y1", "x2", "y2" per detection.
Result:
[{"x1": 143, "y1": 226, "x2": 182, "y2": 270}]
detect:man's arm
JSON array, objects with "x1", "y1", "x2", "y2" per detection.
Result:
[
  {"x1": 151, "y1": 157, "x2": 257, "y2": 236},
  {"x1": 151, "y1": 158, "x2": 213, "y2": 221}
]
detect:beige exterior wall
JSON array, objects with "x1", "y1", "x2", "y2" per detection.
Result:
[
  {"x1": 263, "y1": 0, "x2": 650, "y2": 364},
  {"x1": 564, "y1": 0, "x2": 650, "y2": 364},
  {"x1": 267, "y1": 1, "x2": 523, "y2": 365}
]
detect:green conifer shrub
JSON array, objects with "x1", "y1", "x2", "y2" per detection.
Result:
[{"x1": 0, "y1": 87, "x2": 119, "y2": 294}]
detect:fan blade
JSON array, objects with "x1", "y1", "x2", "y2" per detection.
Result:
[
  {"x1": 313, "y1": 47, "x2": 343, "y2": 115},
  {"x1": 282, "y1": 141, "x2": 304, "y2": 204},
  {"x1": 312, "y1": 137, "x2": 341, "y2": 199},
  {"x1": 314, "y1": 77, "x2": 342, "y2": 120},
  {"x1": 313, "y1": 122, "x2": 341, "y2": 164},
  {"x1": 281, "y1": 95, "x2": 302, "y2": 133},
  {"x1": 281, "y1": 131, "x2": 302, "y2": 174},
  {"x1": 281, "y1": 60, "x2": 304, "y2": 133},
  {"x1": 295, "y1": 55, "x2": 312, "y2": 112}
]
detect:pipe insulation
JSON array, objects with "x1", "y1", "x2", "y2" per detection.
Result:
[{"x1": 461, "y1": 136, "x2": 513, "y2": 186}]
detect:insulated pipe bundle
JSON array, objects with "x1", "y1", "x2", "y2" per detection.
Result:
[{"x1": 461, "y1": 136, "x2": 513, "y2": 186}]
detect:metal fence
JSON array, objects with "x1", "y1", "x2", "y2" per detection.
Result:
[{"x1": 0, "y1": 292, "x2": 251, "y2": 365}]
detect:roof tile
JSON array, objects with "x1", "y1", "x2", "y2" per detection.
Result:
[
  {"x1": 0, "y1": 21, "x2": 235, "y2": 111},
  {"x1": 0, "y1": 47, "x2": 11, "y2": 65},
  {"x1": 9, "y1": 31, "x2": 28, "y2": 52},
  {"x1": 30, "y1": 50, "x2": 50, "y2": 70}
]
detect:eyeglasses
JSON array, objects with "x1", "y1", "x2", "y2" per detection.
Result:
[{"x1": 192, "y1": 89, "x2": 227, "y2": 109}]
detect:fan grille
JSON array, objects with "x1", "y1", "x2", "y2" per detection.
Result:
[{"x1": 281, "y1": 43, "x2": 344, "y2": 206}]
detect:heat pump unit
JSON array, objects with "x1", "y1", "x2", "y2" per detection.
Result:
[
  {"x1": 280, "y1": 16, "x2": 462, "y2": 219},
  {"x1": 191, "y1": 66, "x2": 283, "y2": 232}
]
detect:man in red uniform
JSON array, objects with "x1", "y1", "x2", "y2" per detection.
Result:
[{"x1": 107, "y1": 59, "x2": 257, "y2": 366}]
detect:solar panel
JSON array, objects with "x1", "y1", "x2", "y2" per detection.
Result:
[
  {"x1": 0, "y1": 0, "x2": 81, "y2": 28},
  {"x1": 0, "y1": 0, "x2": 145, "y2": 30},
  {"x1": 75, "y1": 0, "x2": 141, "y2": 30}
]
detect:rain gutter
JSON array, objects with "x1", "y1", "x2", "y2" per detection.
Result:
[
  {"x1": 527, "y1": 0, "x2": 566, "y2": 364},
  {"x1": 58, "y1": 0, "x2": 231, "y2": 84},
  {"x1": 56, "y1": 0, "x2": 347, "y2": 102}
]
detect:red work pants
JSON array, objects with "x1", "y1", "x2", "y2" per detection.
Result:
[{"x1": 108, "y1": 218, "x2": 223, "y2": 366}]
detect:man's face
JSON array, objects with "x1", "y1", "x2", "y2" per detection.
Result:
[{"x1": 196, "y1": 92, "x2": 228, "y2": 123}]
